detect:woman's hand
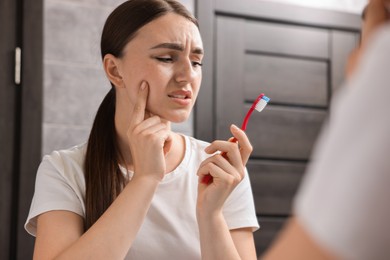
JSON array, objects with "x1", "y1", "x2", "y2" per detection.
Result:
[
  {"x1": 196, "y1": 124, "x2": 253, "y2": 216},
  {"x1": 126, "y1": 81, "x2": 172, "y2": 182}
]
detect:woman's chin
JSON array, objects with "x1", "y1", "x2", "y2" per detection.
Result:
[
  {"x1": 163, "y1": 113, "x2": 190, "y2": 124},
  {"x1": 167, "y1": 116, "x2": 189, "y2": 124},
  {"x1": 148, "y1": 109, "x2": 190, "y2": 123}
]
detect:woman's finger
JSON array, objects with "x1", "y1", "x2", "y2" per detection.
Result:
[
  {"x1": 163, "y1": 133, "x2": 173, "y2": 155},
  {"x1": 131, "y1": 115, "x2": 161, "y2": 134},
  {"x1": 136, "y1": 122, "x2": 168, "y2": 138},
  {"x1": 198, "y1": 154, "x2": 243, "y2": 180},
  {"x1": 129, "y1": 81, "x2": 149, "y2": 129},
  {"x1": 198, "y1": 161, "x2": 237, "y2": 186},
  {"x1": 155, "y1": 128, "x2": 172, "y2": 145},
  {"x1": 230, "y1": 124, "x2": 253, "y2": 165},
  {"x1": 205, "y1": 140, "x2": 243, "y2": 169},
  {"x1": 205, "y1": 125, "x2": 253, "y2": 166}
]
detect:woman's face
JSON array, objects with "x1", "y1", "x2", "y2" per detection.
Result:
[{"x1": 116, "y1": 12, "x2": 203, "y2": 123}]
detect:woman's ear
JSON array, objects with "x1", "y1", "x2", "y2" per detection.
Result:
[{"x1": 103, "y1": 54, "x2": 124, "y2": 88}]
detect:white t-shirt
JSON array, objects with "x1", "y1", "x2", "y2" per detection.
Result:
[
  {"x1": 25, "y1": 135, "x2": 259, "y2": 259},
  {"x1": 294, "y1": 24, "x2": 390, "y2": 260}
]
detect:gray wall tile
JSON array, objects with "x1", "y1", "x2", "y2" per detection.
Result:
[
  {"x1": 46, "y1": 0, "x2": 193, "y2": 12},
  {"x1": 44, "y1": 62, "x2": 109, "y2": 126},
  {"x1": 47, "y1": 0, "x2": 124, "y2": 7},
  {"x1": 45, "y1": 1, "x2": 110, "y2": 65},
  {"x1": 42, "y1": 123, "x2": 90, "y2": 155}
]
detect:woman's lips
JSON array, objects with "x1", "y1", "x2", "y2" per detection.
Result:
[
  {"x1": 168, "y1": 94, "x2": 187, "y2": 99},
  {"x1": 167, "y1": 90, "x2": 192, "y2": 106},
  {"x1": 168, "y1": 94, "x2": 192, "y2": 106}
]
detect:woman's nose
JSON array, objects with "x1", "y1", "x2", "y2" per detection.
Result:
[{"x1": 174, "y1": 59, "x2": 197, "y2": 84}]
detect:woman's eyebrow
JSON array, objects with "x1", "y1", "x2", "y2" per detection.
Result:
[{"x1": 150, "y1": 42, "x2": 204, "y2": 54}]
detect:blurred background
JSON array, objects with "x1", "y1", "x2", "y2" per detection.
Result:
[{"x1": 0, "y1": 0, "x2": 366, "y2": 259}]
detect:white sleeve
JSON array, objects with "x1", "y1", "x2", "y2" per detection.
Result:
[
  {"x1": 24, "y1": 153, "x2": 84, "y2": 236},
  {"x1": 223, "y1": 168, "x2": 260, "y2": 232},
  {"x1": 294, "y1": 25, "x2": 390, "y2": 260}
]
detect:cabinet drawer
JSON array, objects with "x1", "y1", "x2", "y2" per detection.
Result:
[
  {"x1": 248, "y1": 160, "x2": 305, "y2": 215},
  {"x1": 244, "y1": 54, "x2": 328, "y2": 107},
  {"x1": 254, "y1": 217, "x2": 286, "y2": 255},
  {"x1": 245, "y1": 105, "x2": 326, "y2": 159},
  {"x1": 245, "y1": 20, "x2": 329, "y2": 59}
]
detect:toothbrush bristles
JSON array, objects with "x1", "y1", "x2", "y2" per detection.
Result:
[{"x1": 255, "y1": 95, "x2": 270, "y2": 112}]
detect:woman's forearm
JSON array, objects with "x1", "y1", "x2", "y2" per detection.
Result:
[
  {"x1": 197, "y1": 211, "x2": 241, "y2": 260},
  {"x1": 55, "y1": 175, "x2": 159, "y2": 260}
]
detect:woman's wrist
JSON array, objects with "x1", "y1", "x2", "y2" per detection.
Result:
[
  {"x1": 196, "y1": 206, "x2": 224, "y2": 223},
  {"x1": 130, "y1": 172, "x2": 162, "y2": 186}
]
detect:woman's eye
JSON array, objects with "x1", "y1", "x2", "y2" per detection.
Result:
[
  {"x1": 192, "y1": 61, "x2": 203, "y2": 67},
  {"x1": 156, "y1": 57, "x2": 173, "y2": 63}
]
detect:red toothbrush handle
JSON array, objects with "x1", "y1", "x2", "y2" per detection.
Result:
[
  {"x1": 201, "y1": 93, "x2": 266, "y2": 185},
  {"x1": 201, "y1": 137, "x2": 238, "y2": 184}
]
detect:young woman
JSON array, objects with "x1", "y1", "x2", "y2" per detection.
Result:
[{"x1": 25, "y1": 1, "x2": 259, "y2": 259}]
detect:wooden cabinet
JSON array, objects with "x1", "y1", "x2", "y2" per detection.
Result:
[
  {"x1": 196, "y1": 0, "x2": 360, "y2": 255},
  {"x1": 0, "y1": 0, "x2": 43, "y2": 259}
]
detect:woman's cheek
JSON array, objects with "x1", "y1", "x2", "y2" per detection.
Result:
[{"x1": 145, "y1": 87, "x2": 159, "y2": 112}]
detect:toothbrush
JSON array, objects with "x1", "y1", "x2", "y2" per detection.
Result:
[{"x1": 202, "y1": 93, "x2": 270, "y2": 184}]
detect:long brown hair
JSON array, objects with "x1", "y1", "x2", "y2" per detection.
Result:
[{"x1": 84, "y1": 0, "x2": 198, "y2": 230}]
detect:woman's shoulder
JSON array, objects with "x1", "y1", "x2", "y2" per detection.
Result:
[
  {"x1": 185, "y1": 135, "x2": 210, "y2": 150},
  {"x1": 181, "y1": 135, "x2": 211, "y2": 163},
  {"x1": 40, "y1": 143, "x2": 87, "y2": 179},
  {"x1": 43, "y1": 142, "x2": 87, "y2": 163}
]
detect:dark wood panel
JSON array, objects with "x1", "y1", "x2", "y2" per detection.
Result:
[
  {"x1": 248, "y1": 160, "x2": 305, "y2": 215},
  {"x1": 218, "y1": 105, "x2": 327, "y2": 160},
  {"x1": 331, "y1": 30, "x2": 359, "y2": 94},
  {"x1": 254, "y1": 217, "x2": 286, "y2": 256},
  {"x1": 215, "y1": 16, "x2": 246, "y2": 135},
  {"x1": 245, "y1": 20, "x2": 330, "y2": 59},
  {"x1": 216, "y1": 0, "x2": 361, "y2": 31},
  {"x1": 16, "y1": 0, "x2": 43, "y2": 258},
  {"x1": 244, "y1": 54, "x2": 328, "y2": 106},
  {"x1": 0, "y1": 0, "x2": 17, "y2": 258},
  {"x1": 194, "y1": 0, "x2": 215, "y2": 142}
]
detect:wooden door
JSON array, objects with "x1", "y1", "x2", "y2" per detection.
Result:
[
  {"x1": 0, "y1": 0, "x2": 18, "y2": 257},
  {"x1": 0, "y1": 0, "x2": 43, "y2": 258},
  {"x1": 196, "y1": 0, "x2": 360, "y2": 255}
]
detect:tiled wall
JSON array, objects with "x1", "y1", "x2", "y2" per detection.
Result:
[
  {"x1": 43, "y1": 0, "x2": 195, "y2": 155},
  {"x1": 258, "y1": 0, "x2": 367, "y2": 13}
]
